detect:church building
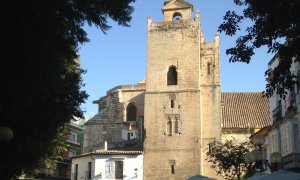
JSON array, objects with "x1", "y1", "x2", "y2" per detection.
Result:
[{"x1": 81, "y1": 0, "x2": 271, "y2": 179}]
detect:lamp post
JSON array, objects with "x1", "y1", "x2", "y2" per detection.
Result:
[
  {"x1": 269, "y1": 152, "x2": 282, "y2": 172},
  {"x1": 245, "y1": 134, "x2": 282, "y2": 173}
]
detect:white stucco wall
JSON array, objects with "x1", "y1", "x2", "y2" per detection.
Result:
[
  {"x1": 72, "y1": 156, "x2": 95, "y2": 180},
  {"x1": 72, "y1": 154, "x2": 143, "y2": 180}
]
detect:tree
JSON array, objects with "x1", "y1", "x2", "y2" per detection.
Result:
[
  {"x1": 206, "y1": 139, "x2": 252, "y2": 180},
  {"x1": 0, "y1": 0, "x2": 135, "y2": 179},
  {"x1": 219, "y1": 0, "x2": 300, "y2": 97},
  {"x1": 18, "y1": 125, "x2": 69, "y2": 179}
]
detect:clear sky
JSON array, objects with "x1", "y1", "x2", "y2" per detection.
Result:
[{"x1": 79, "y1": 0, "x2": 274, "y2": 118}]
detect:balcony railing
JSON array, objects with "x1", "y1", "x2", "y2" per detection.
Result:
[
  {"x1": 51, "y1": 171, "x2": 70, "y2": 179},
  {"x1": 272, "y1": 105, "x2": 282, "y2": 124},
  {"x1": 66, "y1": 139, "x2": 81, "y2": 145},
  {"x1": 282, "y1": 153, "x2": 300, "y2": 170}
]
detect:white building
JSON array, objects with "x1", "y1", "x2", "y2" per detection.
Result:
[
  {"x1": 71, "y1": 150, "x2": 143, "y2": 180},
  {"x1": 267, "y1": 57, "x2": 300, "y2": 171}
]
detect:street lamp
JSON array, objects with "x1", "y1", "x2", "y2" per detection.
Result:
[
  {"x1": 269, "y1": 152, "x2": 282, "y2": 172},
  {"x1": 253, "y1": 134, "x2": 265, "y2": 147},
  {"x1": 245, "y1": 134, "x2": 282, "y2": 173}
]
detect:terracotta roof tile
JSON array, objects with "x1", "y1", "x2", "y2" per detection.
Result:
[
  {"x1": 95, "y1": 150, "x2": 143, "y2": 155},
  {"x1": 71, "y1": 150, "x2": 143, "y2": 159},
  {"x1": 221, "y1": 92, "x2": 271, "y2": 128}
]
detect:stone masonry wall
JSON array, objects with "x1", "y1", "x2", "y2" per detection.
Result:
[{"x1": 144, "y1": 16, "x2": 203, "y2": 179}]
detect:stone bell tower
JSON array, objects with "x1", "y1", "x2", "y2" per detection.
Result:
[{"x1": 143, "y1": 0, "x2": 221, "y2": 179}]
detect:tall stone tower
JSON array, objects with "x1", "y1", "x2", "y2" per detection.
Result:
[{"x1": 143, "y1": 0, "x2": 221, "y2": 179}]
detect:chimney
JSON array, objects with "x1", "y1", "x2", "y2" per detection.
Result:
[{"x1": 104, "y1": 141, "x2": 107, "y2": 150}]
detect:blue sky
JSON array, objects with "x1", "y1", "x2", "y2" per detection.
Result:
[{"x1": 79, "y1": 0, "x2": 274, "y2": 118}]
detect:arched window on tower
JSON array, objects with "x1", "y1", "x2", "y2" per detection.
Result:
[
  {"x1": 126, "y1": 103, "x2": 137, "y2": 121},
  {"x1": 174, "y1": 117, "x2": 179, "y2": 133},
  {"x1": 172, "y1": 12, "x2": 182, "y2": 21},
  {"x1": 171, "y1": 99, "x2": 174, "y2": 108},
  {"x1": 167, "y1": 66, "x2": 178, "y2": 85},
  {"x1": 167, "y1": 118, "x2": 172, "y2": 136}
]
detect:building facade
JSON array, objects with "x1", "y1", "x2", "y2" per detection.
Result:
[
  {"x1": 267, "y1": 57, "x2": 300, "y2": 171},
  {"x1": 71, "y1": 150, "x2": 143, "y2": 180},
  {"x1": 52, "y1": 121, "x2": 84, "y2": 179},
  {"x1": 82, "y1": 1, "x2": 271, "y2": 179}
]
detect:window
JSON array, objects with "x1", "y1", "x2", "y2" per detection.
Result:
[
  {"x1": 167, "y1": 119, "x2": 172, "y2": 136},
  {"x1": 105, "y1": 161, "x2": 114, "y2": 179},
  {"x1": 169, "y1": 160, "x2": 176, "y2": 174},
  {"x1": 207, "y1": 63, "x2": 212, "y2": 75},
  {"x1": 115, "y1": 161, "x2": 123, "y2": 179},
  {"x1": 281, "y1": 125, "x2": 291, "y2": 155},
  {"x1": 293, "y1": 124, "x2": 300, "y2": 151},
  {"x1": 171, "y1": 99, "x2": 174, "y2": 108},
  {"x1": 127, "y1": 132, "x2": 130, "y2": 140},
  {"x1": 74, "y1": 164, "x2": 78, "y2": 180},
  {"x1": 126, "y1": 103, "x2": 137, "y2": 121},
  {"x1": 105, "y1": 161, "x2": 123, "y2": 179},
  {"x1": 166, "y1": 116, "x2": 181, "y2": 136},
  {"x1": 297, "y1": 70, "x2": 300, "y2": 93},
  {"x1": 167, "y1": 66, "x2": 177, "y2": 85},
  {"x1": 174, "y1": 117, "x2": 179, "y2": 133},
  {"x1": 69, "y1": 131, "x2": 78, "y2": 142},
  {"x1": 171, "y1": 165, "x2": 175, "y2": 174},
  {"x1": 87, "y1": 162, "x2": 92, "y2": 180},
  {"x1": 270, "y1": 134, "x2": 275, "y2": 153},
  {"x1": 270, "y1": 131, "x2": 279, "y2": 153},
  {"x1": 172, "y1": 12, "x2": 182, "y2": 21}
]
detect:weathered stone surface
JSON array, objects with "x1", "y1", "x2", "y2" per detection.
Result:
[
  {"x1": 144, "y1": 1, "x2": 221, "y2": 179},
  {"x1": 83, "y1": 83, "x2": 146, "y2": 153}
]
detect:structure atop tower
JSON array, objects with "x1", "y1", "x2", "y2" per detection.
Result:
[{"x1": 162, "y1": 0, "x2": 194, "y2": 21}]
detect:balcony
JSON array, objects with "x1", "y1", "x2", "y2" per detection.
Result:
[
  {"x1": 51, "y1": 172, "x2": 70, "y2": 179},
  {"x1": 66, "y1": 139, "x2": 81, "y2": 145},
  {"x1": 281, "y1": 153, "x2": 300, "y2": 170},
  {"x1": 284, "y1": 95, "x2": 297, "y2": 120},
  {"x1": 272, "y1": 105, "x2": 282, "y2": 125}
]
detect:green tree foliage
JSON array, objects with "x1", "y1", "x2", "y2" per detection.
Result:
[
  {"x1": 18, "y1": 125, "x2": 69, "y2": 179},
  {"x1": 219, "y1": 0, "x2": 300, "y2": 97},
  {"x1": 0, "y1": 0, "x2": 135, "y2": 178},
  {"x1": 206, "y1": 139, "x2": 252, "y2": 180}
]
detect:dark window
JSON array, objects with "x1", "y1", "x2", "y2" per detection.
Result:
[
  {"x1": 167, "y1": 66, "x2": 177, "y2": 85},
  {"x1": 74, "y1": 164, "x2": 78, "y2": 180},
  {"x1": 172, "y1": 12, "x2": 182, "y2": 21},
  {"x1": 87, "y1": 162, "x2": 92, "y2": 179},
  {"x1": 171, "y1": 99, "x2": 174, "y2": 108},
  {"x1": 174, "y1": 117, "x2": 179, "y2": 133},
  {"x1": 167, "y1": 118, "x2": 172, "y2": 136},
  {"x1": 297, "y1": 70, "x2": 300, "y2": 92},
  {"x1": 171, "y1": 164, "x2": 175, "y2": 174},
  {"x1": 127, "y1": 132, "x2": 130, "y2": 140},
  {"x1": 293, "y1": 124, "x2": 300, "y2": 151},
  {"x1": 115, "y1": 161, "x2": 123, "y2": 179},
  {"x1": 126, "y1": 103, "x2": 137, "y2": 121},
  {"x1": 207, "y1": 63, "x2": 211, "y2": 75},
  {"x1": 169, "y1": 160, "x2": 176, "y2": 174}
]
